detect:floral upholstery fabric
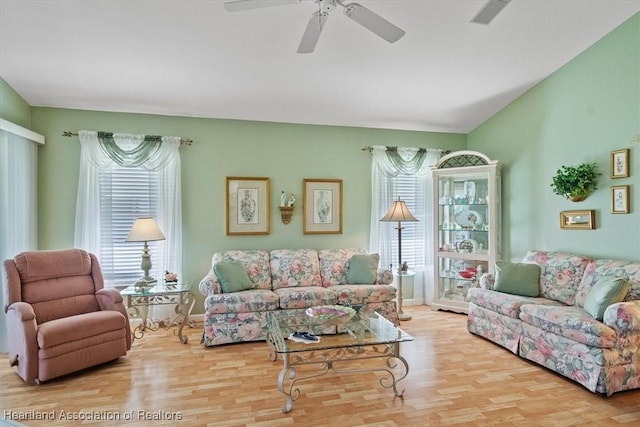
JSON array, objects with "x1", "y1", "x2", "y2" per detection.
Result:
[
  {"x1": 331, "y1": 284, "x2": 396, "y2": 305},
  {"x1": 270, "y1": 249, "x2": 322, "y2": 289},
  {"x1": 204, "y1": 289, "x2": 279, "y2": 314},
  {"x1": 201, "y1": 250, "x2": 272, "y2": 295},
  {"x1": 468, "y1": 251, "x2": 640, "y2": 396},
  {"x1": 519, "y1": 304, "x2": 617, "y2": 348},
  {"x1": 522, "y1": 250, "x2": 591, "y2": 305},
  {"x1": 200, "y1": 248, "x2": 398, "y2": 346},
  {"x1": 467, "y1": 287, "x2": 562, "y2": 319},
  {"x1": 574, "y1": 259, "x2": 640, "y2": 307},
  {"x1": 274, "y1": 286, "x2": 337, "y2": 309},
  {"x1": 202, "y1": 311, "x2": 268, "y2": 346},
  {"x1": 318, "y1": 248, "x2": 368, "y2": 286},
  {"x1": 468, "y1": 303, "x2": 523, "y2": 353}
]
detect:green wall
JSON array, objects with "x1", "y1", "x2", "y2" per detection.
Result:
[
  {"x1": 29, "y1": 107, "x2": 466, "y2": 313},
  {"x1": 0, "y1": 77, "x2": 31, "y2": 128},
  {"x1": 468, "y1": 13, "x2": 640, "y2": 261}
]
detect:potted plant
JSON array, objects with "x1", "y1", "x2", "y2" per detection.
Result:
[{"x1": 550, "y1": 163, "x2": 600, "y2": 202}]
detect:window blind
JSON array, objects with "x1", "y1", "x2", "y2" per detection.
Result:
[
  {"x1": 376, "y1": 174, "x2": 426, "y2": 271},
  {"x1": 99, "y1": 167, "x2": 159, "y2": 286}
]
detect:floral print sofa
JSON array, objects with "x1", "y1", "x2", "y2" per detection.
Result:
[
  {"x1": 198, "y1": 248, "x2": 398, "y2": 346},
  {"x1": 467, "y1": 250, "x2": 640, "y2": 396}
]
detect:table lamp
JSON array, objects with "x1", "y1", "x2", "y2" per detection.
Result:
[
  {"x1": 380, "y1": 199, "x2": 418, "y2": 321},
  {"x1": 126, "y1": 217, "x2": 165, "y2": 287}
]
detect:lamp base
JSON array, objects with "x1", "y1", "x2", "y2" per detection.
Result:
[{"x1": 398, "y1": 312, "x2": 412, "y2": 321}]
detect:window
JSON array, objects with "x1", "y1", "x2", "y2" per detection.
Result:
[
  {"x1": 99, "y1": 167, "x2": 159, "y2": 286},
  {"x1": 376, "y1": 174, "x2": 426, "y2": 271}
]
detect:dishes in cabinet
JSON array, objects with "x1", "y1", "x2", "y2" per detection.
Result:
[
  {"x1": 454, "y1": 207, "x2": 483, "y2": 228},
  {"x1": 457, "y1": 238, "x2": 478, "y2": 253},
  {"x1": 463, "y1": 181, "x2": 476, "y2": 203}
]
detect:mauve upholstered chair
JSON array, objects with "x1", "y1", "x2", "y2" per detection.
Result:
[{"x1": 2, "y1": 249, "x2": 131, "y2": 384}]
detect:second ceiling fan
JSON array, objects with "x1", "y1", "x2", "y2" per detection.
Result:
[{"x1": 223, "y1": 0, "x2": 406, "y2": 54}]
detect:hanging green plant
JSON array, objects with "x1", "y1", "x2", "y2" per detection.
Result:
[{"x1": 550, "y1": 163, "x2": 601, "y2": 202}]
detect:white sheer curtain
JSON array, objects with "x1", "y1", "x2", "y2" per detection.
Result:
[
  {"x1": 369, "y1": 146, "x2": 442, "y2": 305},
  {"x1": 0, "y1": 126, "x2": 39, "y2": 352},
  {"x1": 74, "y1": 131, "x2": 182, "y2": 286}
]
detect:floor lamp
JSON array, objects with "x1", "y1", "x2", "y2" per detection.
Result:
[{"x1": 380, "y1": 199, "x2": 418, "y2": 321}]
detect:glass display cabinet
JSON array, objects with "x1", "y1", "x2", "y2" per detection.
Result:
[{"x1": 431, "y1": 151, "x2": 501, "y2": 313}]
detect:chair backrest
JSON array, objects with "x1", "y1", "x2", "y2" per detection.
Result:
[{"x1": 3, "y1": 249, "x2": 102, "y2": 324}]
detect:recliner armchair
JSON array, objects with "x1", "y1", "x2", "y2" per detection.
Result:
[{"x1": 2, "y1": 249, "x2": 131, "y2": 384}]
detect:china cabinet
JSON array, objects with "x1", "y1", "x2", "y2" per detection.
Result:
[{"x1": 431, "y1": 151, "x2": 501, "y2": 313}]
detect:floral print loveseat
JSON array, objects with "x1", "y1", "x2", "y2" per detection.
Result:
[
  {"x1": 467, "y1": 250, "x2": 640, "y2": 396},
  {"x1": 198, "y1": 248, "x2": 398, "y2": 346}
]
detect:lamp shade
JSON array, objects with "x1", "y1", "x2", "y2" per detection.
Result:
[
  {"x1": 380, "y1": 200, "x2": 418, "y2": 222},
  {"x1": 126, "y1": 217, "x2": 165, "y2": 242}
]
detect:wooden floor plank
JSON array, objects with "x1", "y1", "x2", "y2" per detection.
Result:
[{"x1": 1, "y1": 306, "x2": 639, "y2": 426}]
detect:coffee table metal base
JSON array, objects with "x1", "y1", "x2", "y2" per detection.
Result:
[{"x1": 268, "y1": 334, "x2": 409, "y2": 413}]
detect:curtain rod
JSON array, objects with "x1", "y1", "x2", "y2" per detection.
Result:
[
  {"x1": 362, "y1": 145, "x2": 450, "y2": 154},
  {"x1": 62, "y1": 131, "x2": 193, "y2": 146}
]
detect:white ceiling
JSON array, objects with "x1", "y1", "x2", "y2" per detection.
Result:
[{"x1": 1, "y1": 1, "x2": 639, "y2": 133}]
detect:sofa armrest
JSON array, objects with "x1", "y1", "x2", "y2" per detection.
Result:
[
  {"x1": 479, "y1": 273, "x2": 494, "y2": 290},
  {"x1": 6, "y1": 302, "x2": 39, "y2": 383},
  {"x1": 96, "y1": 288, "x2": 132, "y2": 350},
  {"x1": 603, "y1": 301, "x2": 640, "y2": 332},
  {"x1": 199, "y1": 270, "x2": 221, "y2": 296},
  {"x1": 375, "y1": 268, "x2": 393, "y2": 285}
]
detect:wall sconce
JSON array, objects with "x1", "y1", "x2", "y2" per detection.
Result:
[{"x1": 279, "y1": 206, "x2": 294, "y2": 224}]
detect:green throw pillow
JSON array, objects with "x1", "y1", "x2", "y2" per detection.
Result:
[
  {"x1": 493, "y1": 260, "x2": 540, "y2": 297},
  {"x1": 347, "y1": 254, "x2": 380, "y2": 284},
  {"x1": 213, "y1": 261, "x2": 254, "y2": 293},
  {"x1": 583, "y1": 276, "x2": 630, "y2": 321}
]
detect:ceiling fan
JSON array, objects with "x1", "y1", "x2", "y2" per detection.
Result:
[{"x1": 223, "y1": 0, "x2": 405, "y2": 54}]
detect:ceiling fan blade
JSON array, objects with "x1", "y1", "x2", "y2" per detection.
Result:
[
  {"x1": 342, "y1": 2, "x2": 405, "y2": 43},
  {"x1": 470, "y1": 0, "x2": 511, "y2": 25},
  {"x1": 224, "y1": 0, "x2": 300, "y2": 13},
  {"x1": 297, "y1": 11, "x2": 329, "y2": 54}
]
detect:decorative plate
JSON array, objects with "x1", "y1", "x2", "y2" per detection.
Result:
[
  {"x1": 457, "y1": 239, "x2": 478, "y2": 253},
  {"x1": 306, "y1": 305, "x2": 356, "y2": 323},
  {"x1": 454, "y1": 208, "x2": 483, "y2": 228}
]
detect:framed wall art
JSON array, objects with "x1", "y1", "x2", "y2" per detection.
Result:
[
  {"x1": 303, "y1": 179, "x2": 343, "y2": 234},
  {"x1": 611, "y1": 149, "x2": 629, "y2": 178},
  {"x1": 611, "y1": 185, "x2": 630, "y2": 214},
  {"x1": 559, "y1": 210, "x2": 596, "y2": 230},
  {"x1": 226, "y1": 177, "x2": 270, "y2": 235}
]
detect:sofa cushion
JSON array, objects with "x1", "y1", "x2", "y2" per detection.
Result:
[
  {"x1": 522, "y1": 250, "x2": 591, "y2": 305},
  {"x1": 519, "y1": 304, "x2": 617, "y2": 348},
  {"x1": 318, "y1": 248, "x2": 369, "y2": 287},
  {"x1": 467, "y1": 287, "x2": 562, "y2": 319},
  {"x1": 347, "y1": 254, "x2": 379, "y2": 284},
  {"x1": 211, "y1": 250, "x2": 272, "y2": 290},
  {"x1": 37, "y1": 310, "x2": 126, "y2": 349},
  {"x1": 274, "y1": 286, "x2": 337, "y2": 309},
  {"x1": 583, "y1": 276, "x2": 630, "y2": 321},
  {"x1": 331, "y1": 284, "x2": 396, "y2": 305},
  {"x1": 494, "y1": 261, "x2": 540, "y2": 297},
  {"x1": 214, "y1": 261, "x2": 255, "y2": 293},
  {"x1": 575, "y1": 259, "x2": 640, "y2": 307},
  {"x1": 270, "y1": 249, "x2": 322, "y2": 289},
  {"x1": 204, "y1": 289, "x2": 279, "y2": 314}
]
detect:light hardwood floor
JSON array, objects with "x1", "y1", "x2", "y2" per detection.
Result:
[{"x1": 1, "y1": 306, "x2": 639, "y2": 427}]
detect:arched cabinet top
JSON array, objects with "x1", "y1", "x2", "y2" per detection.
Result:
[{"x1": 433, "y1": 150, "x2": 499, "y2": 170}]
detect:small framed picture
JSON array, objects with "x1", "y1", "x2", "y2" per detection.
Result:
[
  {"x1": 226, "y1": 177, "x2": 270, "y2": 235},
  {"x1": 611, "y1": 185, "x2": 630, "y2": 214},
  {"x1": 559, "y1": 210, "x2": 596, "y2": 230},
  {"x1": 611, "y1": 149, "x2": 629, "y2": 178},
  {"x1": 303, "y1": 179, "x2": 343, "y2": 234}
]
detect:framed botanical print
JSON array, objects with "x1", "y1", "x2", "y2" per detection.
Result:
[
  {"x1": 226, "y1": 177, "x2": 270, "y2": 235},
  {"x1": 303, "y1": 179, "x2": 343, "y2": 234},
  {"x1": 611, "y1": 149, "x2": 629, "y2": 178},
  {"x1": 611, "y1": 185, "x2": 630, "y2": 214}
]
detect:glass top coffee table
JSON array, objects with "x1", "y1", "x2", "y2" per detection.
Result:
[{"x1": 266, "y1": 306, "x2": 414, "y2": 413}]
